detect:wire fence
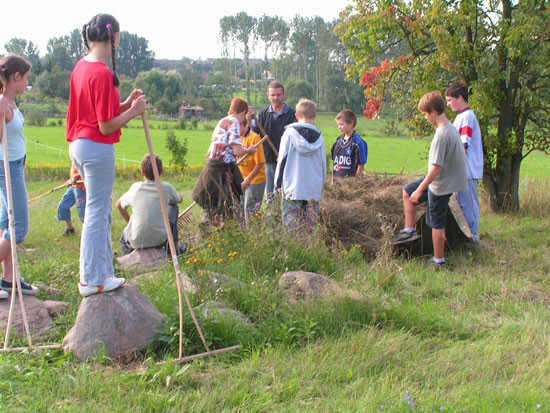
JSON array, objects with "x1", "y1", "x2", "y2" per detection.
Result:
[{"x1": 26, "y1": 140, "x2": 141, "y2": 166}]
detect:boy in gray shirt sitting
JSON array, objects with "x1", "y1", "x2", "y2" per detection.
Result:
[
  {"x1": 116, "y1": 154, "x2": 182, "y2": 255},
  {"x1": 394, "y1": 91, "x2": 466, "y2": 269}
]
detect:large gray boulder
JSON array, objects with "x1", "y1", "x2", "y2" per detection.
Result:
[
  {"x1": 62, "y1": 285, "x2": 165, "y2": 360},
  {"x1": 0, "y1": 296, "x2": 52, "y2": 337}
]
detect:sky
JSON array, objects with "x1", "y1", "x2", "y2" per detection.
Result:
[{"x1": 2, "y1": 0, "x2": 350, "y2": 60}]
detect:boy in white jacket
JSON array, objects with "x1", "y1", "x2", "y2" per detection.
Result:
[{"x1": 274, "y1": 98, "x2": 326, "y2": 231}]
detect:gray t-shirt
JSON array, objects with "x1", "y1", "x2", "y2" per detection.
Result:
[
  {"x1": 120, "y1": 181, "x2": 182, "y2": 249},
  {"x1": 428, "y1": 122, "x2": 467, "y2": 195}
]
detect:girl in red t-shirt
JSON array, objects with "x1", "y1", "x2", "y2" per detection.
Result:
[{"x1": 66, "y1": 13, "x2": 146, "y2": 297}]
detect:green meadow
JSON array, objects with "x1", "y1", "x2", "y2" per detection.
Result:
[
  {"x1": 1, "y1": 114, "x2": 549, "y2": 411},
  {"x1": 24, "y1": 114, "x2": 550, "y2": 178}
]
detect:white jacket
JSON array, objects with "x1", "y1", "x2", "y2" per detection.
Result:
[{"x1": 274, "y1": 122, "x2": 326, "y2": 202}]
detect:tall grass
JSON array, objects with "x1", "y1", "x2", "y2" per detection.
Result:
[{"x1": 519, "y1": 177, "x2": 550, "y2": 218}]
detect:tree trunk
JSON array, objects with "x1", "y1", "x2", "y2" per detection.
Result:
[{"x1": 482, "y1": 135, "x2": 522, "y2": 213}]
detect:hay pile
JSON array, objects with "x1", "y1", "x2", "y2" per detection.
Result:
[{"x1": 320, "y1": 173, "x2": 418, "y2": 257}]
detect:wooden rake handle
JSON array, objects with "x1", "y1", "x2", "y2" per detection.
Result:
[
  {"x1": 2, "y1": 118, "x2": 32, "y2": 349},
  {"x1": 28, "y1": 180, "x2": 83, "y2": 204},
  {"x1": 141, "y1": 114, "x2": 210, "y2": 356},
  {"x1": 253, "y1": 115, "x2": 278, "y2": 158}
]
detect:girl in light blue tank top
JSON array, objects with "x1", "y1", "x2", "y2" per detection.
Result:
[{"x1": 0, "y1": 55, "x2": 38, "y2": 296}]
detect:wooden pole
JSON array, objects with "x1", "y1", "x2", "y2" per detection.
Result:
[
  {"x1": 156, "y1": 345, "x2": 242, "y2": 365},
  {"x1": 28, "y1": 180, "x2": 83, "y2": 204},
  {"x1": 141, "y1": 114, "x2": 210, "y2": 356},
  {"x1": 0, "y1": 344, "x2": 61, "y2": 353},
  {"x1": 1, "y1": 118, "x2": 32, "y2": 349},
  {"x1": 252, "y1": 115, "x2": 278, "y2": 158}
]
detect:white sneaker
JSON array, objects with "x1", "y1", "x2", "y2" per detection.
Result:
[
  {"x1": 103, "y1": 277, "x2": 126, "y2": 293},
  {"x1": 78, "y1": 277, "x2": 126, "y2": 297},
  {"x1": 0, "y1": 289, "x2": 8, "y2": 299}
]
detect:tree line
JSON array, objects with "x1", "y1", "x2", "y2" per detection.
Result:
[{"x1": 3, "y1": 15, "x2": 367, "y2": 117}]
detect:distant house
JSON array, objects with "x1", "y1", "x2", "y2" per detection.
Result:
[{"x1": 178, "y1": 104, "x2": 204, "y2": 121}]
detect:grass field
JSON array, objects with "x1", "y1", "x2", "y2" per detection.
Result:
[
  {"x1": 24, "y1": 114, "x2": 550, "y2": 178},
  {"x1": 1, "y1": 175, "x2": 549, "y2": 411},
  {"x1": 2, "y1": 112, "x2": 549, "y2": 411}
]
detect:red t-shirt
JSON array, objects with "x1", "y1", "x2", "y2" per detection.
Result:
[{"x1": 66, "y1": 59, "x2": 121, "y2": 144}]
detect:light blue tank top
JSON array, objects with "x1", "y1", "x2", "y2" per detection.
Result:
[{"x1": 1, "y1": 104, "x2": 26, "y2": 161}]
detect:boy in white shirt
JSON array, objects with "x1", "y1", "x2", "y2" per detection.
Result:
[{"x1": 445, "y1": 82, "x2": 483, "y2": 242}]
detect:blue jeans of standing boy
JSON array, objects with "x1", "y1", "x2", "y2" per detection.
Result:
[
  {"x1": 69, "y1": 139, "x2": 115, "y2": 287},
  {"x1": 0, "y1": 156, "x2": 28, "y2": 244},
  {"x1": 457, "y1": 179, "x2": 479, "y2": 241},
  {"x1": 57, "y1": 186, "x2": 86, "y2": 223},
  {"x1": 282, "y1": 199, "x2": 319, "y2": 232}
]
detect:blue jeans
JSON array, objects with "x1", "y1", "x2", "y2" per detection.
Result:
[
  {"x1": 70, "y1": 139, "x2": 115, "y2": 286},
  {"x1": 57, "y1": 186, "x2": 86, "y2": 222},
  {"x1": 0, "y1": 156, "x2": 28, "y2": 244},
  {"x1": 264, "y1": 162, "x2": 276, "y2": 198},
  {"x1": 457, "y1": 179, "x2": 480, "y2": 241},
  {"x1": 282, "y1": 199, "x2": 319, "y2": 232},
  {"x1": 243, "y1": 181, "x2": 265, "y2": 225}
]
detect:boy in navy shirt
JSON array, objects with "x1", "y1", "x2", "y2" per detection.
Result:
[{"x1": 331, "y1": 110, "x2": 368, "y2": 183}]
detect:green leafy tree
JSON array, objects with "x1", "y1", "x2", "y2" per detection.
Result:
[
  {"x1": 4, "y1": 38, "x2": 43, "y2": 79},
  {"x1": 117, "y1": 32, "x2": 155, "y2": 78},
  {"x1": 165, "y1": 130, "x2": 188, "y2": 171},
  {"x1": 44, "y1": 43, "x2": 74, "y2": 72},
  {"x1": 219, "y1": 13, "x2": 257, "y2": 102},
  {"x1": 257, "y1": 15, "x2": 289, "y2": 87},
  {"x1": 34, "y1": 68, "x2": 71, "y2": 99},
  {"x1": 4, "y1": 38, "x2": 28, "y2": 55},
  {"x1": 337, "y1": 0, "x2": 550, "y2": 212},
  {"x1": 286, "y1": 78, "x2": 314, "y2": 108},
  {"x1": 135, "y1": 69, "x2": 180, "y2": 106}
]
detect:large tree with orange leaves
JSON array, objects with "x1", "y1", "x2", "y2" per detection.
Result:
[{"x1": 336, "y1": 0, "x2": 550, "y2": 212}]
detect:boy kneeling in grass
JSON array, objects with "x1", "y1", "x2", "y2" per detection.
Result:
[
  {"x1": 394, "y1": 91, "x2": 466, "y2": 270},
  {"x1": 116, "y1": 153, "x2": 182, "y2": 255}
]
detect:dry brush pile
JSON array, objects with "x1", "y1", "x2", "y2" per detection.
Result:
[{"x1": 320, "y1": 173, "x2": 419, "y2": 257}]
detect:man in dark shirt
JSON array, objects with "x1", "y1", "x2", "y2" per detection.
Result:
[{"x1": 254, "y1": 81, "x2": 297, "y2": 196}]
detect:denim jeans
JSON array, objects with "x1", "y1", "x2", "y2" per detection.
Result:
[
  {"x1": 69, "y1": 139, "x2": 115, "y2": 286},
  {"x1": 57, "y1": 186, "x2": 86, "y2": 223},
  {"x1": 457, "y1": 179, "x2": 480, "y2": 241},
  {"x1": 282, "y1": 199, "x2": 319, "y2": 232},
  {"x1": 264, "y1": 162, "x2": 276, "y2": 198},
  {"x1": 243, "y1": 181, "x2": 265, "y2": 225},
  {"x1": 0, "y1": 156, "x2": 28, "y2": 244}
]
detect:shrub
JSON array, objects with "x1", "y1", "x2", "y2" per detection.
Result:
[
  {"x1": 165, "y1": 130, "x2": 188, "y2": 171},
  {"x1": 25, "y1": 109, "x2": 47, "y2": 127}
]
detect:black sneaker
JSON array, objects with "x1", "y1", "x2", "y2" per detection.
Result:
[
  {"x1": 0, "y1": 278, "x2": 39, "y2": 295},
  {"x1": 61, "y1": 228, "x2": 75, "y2": 237},
  {"x1": 393, "y1": 230, "x2": 420, "y2": 244}
]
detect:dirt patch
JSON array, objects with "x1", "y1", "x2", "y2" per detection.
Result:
[{"x1": 320, "y1": 174, "x2": 417, "y2": 257}]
